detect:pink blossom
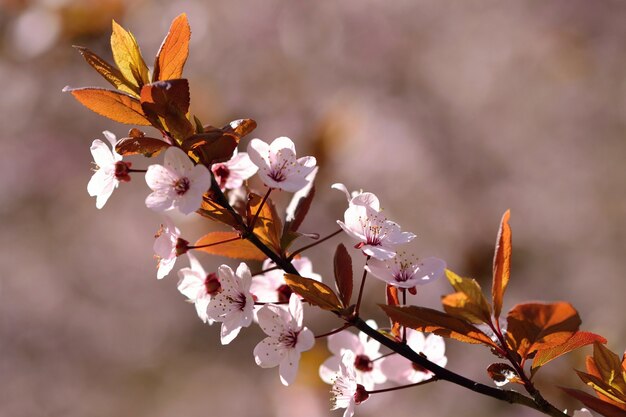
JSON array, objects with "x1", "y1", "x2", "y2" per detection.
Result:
[
  {"x1": 211, "y1": 151, "x2": 258, "y2": 191},
  {"x1": 380, "y1": 330, "x2": 447, "y2": 384},
  {"x1": 337, "y1": 190, "x2": 415, "y2": 260},
  {"x1": 330, "y1": 351, "x2": 368, "y2": 417},
  {"x1": 177, "y1": 252, "x2": 220, "y2": 324},
  {"x1": 253, "y1": 294, "x2": 315, "y2": 386},
  {"x1": 145, "y1": 147, "x2": 211, "y2": 215},
  {"x1": 154, "y1": 216, "x2": 186, "y2": 279},
  {"x1": 250, "y1": 257, "x2": 322, "y2": 303},
  {"x1": 87, "y1": 131, "x2": 131, "y2": 209},
  {"x1": 320, "y1": 320, "x2": 386, "y2": 390},
  {"x1": 365, "y1": 254, "x2": 446, "y2": 288},
  {"x1": 206, "y1": 263, "x2": 255, "y2": 344},
  {"x1": 247, "y1": 136, "x2": 316, "y2": 192}
]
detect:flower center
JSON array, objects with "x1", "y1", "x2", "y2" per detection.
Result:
[
  {"x1": 212, "y1": 164, "x2": 230, "y2": 189},
  {"x1": 353, "y1": 354, "x2": 374, "y2": 372},
  {"x1": 173, "y1": 177, "x2": 190, "y2": 195},
  {"x1": 354, "y1": 384, "x2": 370, "y2": 405},
  {"x1": 277, "y1": 284, "x2": 293, "y2": 303},
  {"x1": 394, "y1": 265, "x2": 413, "y2": 282},
  {"x1": 227, "y1": 292, "x2": 248, "y2": 311},
  {"x1": 359, "y1": 213, "x2": 386, "y2": 247},
  {"x1": 204, "y1": 273, "x2": 221, "y2": 295},
  {"x1": 114, "y1": 161, "x2": 132, "y2": 182},
  {"x1": 268, "y1": 158, "x2": 290, "y2": 183},
  {"x1": 278, "y1": 329, "x2": 299, "y2": 348}
]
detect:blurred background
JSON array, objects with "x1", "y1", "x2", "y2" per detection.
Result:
[{"x1": 1, "y1": 0, "x2": 625, "y2": 416}]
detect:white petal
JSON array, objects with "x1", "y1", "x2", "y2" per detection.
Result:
[
  {"x1": 247, "y1": 138, "x2": 270, "y2": 169},
  {"x1": 145, "y1": 164, "x2": 177, "y2": 190},
  {"x1": 175, "y1": 188, "x2": 205, "y2": 215},
  {"x1": 157, "y1": 255, "x2": 176, "y2": 279},
  {"x1": 176, "y1": 268, "x2": 205, "y2": 299},
  {"x1": 102, "y1": 130, "x2": 117, "y2": 148},
  {"x1": 194, "y1": 297, "x2": 211, "y2": 323},
  {"x1": 331, "y1": 183, "x2": 352, "y2": 202},
  {"x1": 289, "y1": 293, "x2": 304, "y2": 328},
  {"x1": 163, "y1": 146, "x2": 194, "y2": 176},
  {"x1": 415, "y1": 257, "x2": 446, "y2": 284},
  {"x1": 254, "y1": 338, "x2": 284, "y2": 368},
  {"x1": 146, "y1": 189, "x2": 176, "y2": 212},
  {"x1": 337, "y1": 220, "x2": 365, "y2": 242},
  {"x1": 90, "y1": 139, "x2": 115, "y2": 168},
  {"x1": 362, "y1": 245, "x2": 396, "y2": 260},
  {"x1": 278, "y1": 349, "x2": 300, "y2": 386},
  {"x1": 328, "y1": 331, "x2": 362, "y2": 355},
  {"x1": 269, "y1": 136, "x2": 296, "y2": 154},
  {"x1": 257, "y1": 305, "x2": 289, "y2": 337},
  {"x1": 319, "y1": 355, "x2": 341, "y2": 384},
  {"x1": 296, "y1": 327, "x2": 315, "y2": 352},
  {"x1": 219, "y1": 313, "x2": 244, "y2": 344},
  {"x1": 350, "y1": 192, "x2": 380, "y2": 211},
  {"x1": 236, "y1": 262, "x2": 252, "y2": 291}
]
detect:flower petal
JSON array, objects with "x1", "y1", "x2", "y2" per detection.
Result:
[
  {"x1": 278, "y1": 349, "x2": 301, "y2": 386},
  {"x1": 254, "y1": 337, "x2": 284, "y2": 367}
]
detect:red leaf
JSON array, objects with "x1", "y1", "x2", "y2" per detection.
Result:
[
  {"x1": 531, "y1": 332, "x2": 607, "y2": 375},
  {"x1": 505, "y1": 302, "x2": 581, "y2": 360},
  {"x1": 380, "y1": 305, "x2": 498, "y2": 348},
  {"x1": 492, "y1": 210, "x2": 512, "y2": 319},
  {"x1": 333, "y1": 243, "x2": 353, "y2": 307}
]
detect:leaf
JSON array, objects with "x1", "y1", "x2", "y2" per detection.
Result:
[
  {"x1": 140, "y1": 79, "x2": 193, "y2": 140},
  {"x1": 73, "y1": 46, "x2": 138, "y2": 96},
  {"x1": 115, "y1": 128, "x2": 170, "y2": 157},
  {"x1": 333, "y1": 243, "x2": 353, "y2": 307},
  {"x1": 198, "y1": 196, "x2": 239, "y2": 228},
  {"x1": 561, "y1": 388, "x2": 626, "y2": 417},
  {"x1": 591, "y1": 342, "x2": 626, "y2": 396},
  {"x1": 182, "y1": 130, "x2": 238, "y2": 166},
  {"x1": 505, "y1": 302, "x2": 581, "y2": 360},
  {"x1": 442, "y1": 269, "x2": 492, "y2": 324},
  {"x1": 379, "y1": 305, "x2": 498, "y2": 348},
  {"x1": 284, "y1": 177, "x2": 316, "y2": 233},
  {"x1": 487, "y1": 363, "x2": 522, "y2": 386},
  {"x1": 284, "y1": 273, "x2": 343, "y2": 312},
  {"x1": 247, "y1": 193, "x2": 283, "y2": 253},
  {"x1": 576, "y1": 371, "x2": 626, "y2": 406},
  {"x1": 153, "y1": 13, "x2": 190, "y2": 82},
  {"x1": 223, "y1": 118, "x2": 257, "y2": 138},
  {"x1": 194, "y1": 231, "x2": 265, "y2": 261},
  {"x1": 386, "y1": 285, "x2": 402, "y2": 339},
  {"x1": 111, "y1": 19, "x2": 150, "y2": 88},
  {"x1": 64, "y1": 87, "x2": 150, "y2": 125},
  {"x1": 531, "y1": 332, "x2": 607, "y2": 376},
  {"x1": 492, "y1": 209, "x2": 512, "y2": 319}
]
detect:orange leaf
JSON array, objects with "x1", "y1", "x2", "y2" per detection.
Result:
[
  {"x1": 386, "y1": 285, "x2": 402, "y2": 340},
  {"x1": 198, "y1": 197, "x2": 239, "y2": 228},
  {"x1": 194, "y1": 231, "x2": 265, "y2": 261},
  {"x1": 73, "y1": 46, "x2": 139, "y2": 96},
  {"x1": 576, "y1": 370, "x2": 626, "y2": 407},
  {"x1": 65, "y1": 87, "x2": 150, "y2": 125},
  {"x1": 115, "y1": 128, "x2": 170, "y2": 157},
  {"x1": 531, "y1": 332, "x2": 607, "y2": 375},
  {"x1": 590, "y1": 342, "x2": 626, "y2": 397},
  {"x1": 248, "y1": 193, "x2": 283, "y2": 254},
  {"x1": 284, "y1": 273, "x2": 342, "y2": 312},
  {"x1": 492, "y1": 209, "x2": 512, "y2": 319},
  {"x1": 379, "y1": 305, "x2": 498, "y2": 348},
  {"x1": 111, "y1": 19, "x2": 150, "y2": 88},
  {"x1": 153, "y1": 13, "x2": 190, "y2": 82},
  {"x1": 561, "y1": 388, "x2": 626, "y2": 417},
  {"x1": 442, "y1": 269, "x2": 492, "y2": 324},
  {"x1": 333, "y1": 243, "x2": 353, "y2": 307},
  {"x1": 505, "y1": 302, "x2": 581, "y2": 360}
]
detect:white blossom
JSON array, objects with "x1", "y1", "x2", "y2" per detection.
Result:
[
  {"x1": 177, "y1": 252, "x2": 219, "y2": 324},
  {"x1": 87, "y1": 131, "x2": 129, "y2": 209},
  {"x1": 211, "y1": 151, "x2": 258, "y2": 191},
  {"x1": 365, "y1": 254, "x2": 446, "y2": 288},
  {"x1": 154, "y1": 216, "x2": 184, "y2": 279}
]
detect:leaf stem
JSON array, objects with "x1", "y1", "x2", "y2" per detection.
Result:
[
  {"x1": 287, "y1": 228, "x2": 343, "y2": 260},
  {"x1": 355, "y1": 256, "x2": 371, "y2": 315},
  {"x1": 367, "y1": 377, "x2": 439, "y2": 394},
  {"x1": 315, "y1": 323, "x2": 352, "y2": 339}
]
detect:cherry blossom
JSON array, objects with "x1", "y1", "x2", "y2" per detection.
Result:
[
  {"x1": 206, "y1": 263, "x2": 255, "y2": 344},
  {"x1": 247, "y1": 136, "x2": 316, "y2": 192},
  {"x1": 572, "y1": 409, "x2": 593, "y2": 417},
  {"x1": 380, "y1": 330, "x2": 447, "y2": 385},
  {"x1": 337, "y1": 190, "x2": 415, "y2": 260},
  {"x1": 365, "y1": 253, "x2": 446, "y2": 288},
  {"x1": 330, "y1": 351, "x2": 369, "y2": 417},
  {"x1": 87, "y1": 131, "x2": 131, "y2": 209},
  {"x1": 253, "y1": 294, "x2": 315, "y2": 386},
  {"x1": 211, "y1": 151, "x2": 258, "y2": 191},
  {"x1": 145, "y1": 146, "x2": 211, "y2": 215},
  {"x1": 250, "y1": 257, "x2": 322, "y2": 303},
  {"x1": 154, "y1": 216, "x2": 187, "y2": 280},
  {"x1": 320, "y1": 320, "x2": 387, "y2": 390},
  {"x1": 176, "y1": 252, "x2": 220, "y2": 324}
]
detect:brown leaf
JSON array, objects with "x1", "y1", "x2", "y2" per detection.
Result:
[
  {"x1": 115, "y1": 130, "x2": 170, "y2": 157},
  {"x1": 73, "y1": 46, "x2": 138, "y2": 96},
  {"x1": 531, "y1": 332, "x2": 607, "y2": 376},
  {"x1": 153, "y1": 13, "x2": 190, "y2": 82},
  {"x1": 111, "y1": 19, "x2": 150, "y2": 88},
  {"x1": 247, "y1": 193, "x2": 283, "y2": 253},
  {"x1": 182, "y1": 130, "x2": 238, "y2": 166},
  {"x1": 379, "y1": 305, "x2": 498, "y2": 348},
  {"x1": 198, "y1": 196, "x2": 239, "y2": 228},
  {"x1": 333, "y1": 243, "x2": 353, "y2": 307},
  {"x1": 140, "y1": 79, "x2": 193, "y2": 140},
  {"x1": 576, "y1": 371, "x2": 626, "y2": 408},
  {"x1": 561, "y1": 388, "x2": 626, "y2": 417},
  {"x1": 194, "y1": 231, "x2": 265, "y2": 261},
  {"x1": 284, "y1": 184, "x2": 315, "y2": 235},
  {"x1": 505, "y1": 302, "x2": 581, "y2": 360},
  {"x1": 492, "y1": 209, "x2": 512, "y2": 319},
  {"x1": 284, "y1": 273, "x2": 342, "y2": 312},
  {"x1": 65, "y1": 87, "x2": 150, "y2": 125},
  {"x1": 386, "y1": 285, "x2": 402, "y2": 339},
  {"x1": 590, "y1": 342, "x2": 626, "y2": 397},
  {"x1": 221, "y1": 119, "x2": 257, "y2": 138},
  {"x1": 442, "y1": 269, "x2": 492, "y2": 324}
]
